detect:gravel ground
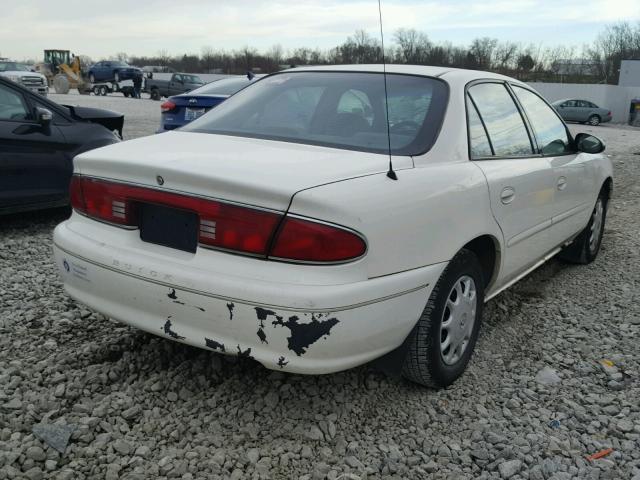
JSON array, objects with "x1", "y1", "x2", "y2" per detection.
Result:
[{"x1": 1, "y1": 96, "x2": 639, "y2": 480}]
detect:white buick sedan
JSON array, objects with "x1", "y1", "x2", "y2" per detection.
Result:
[{"x1": 53, "y1": 65, "x2": 612, "y2": 388}]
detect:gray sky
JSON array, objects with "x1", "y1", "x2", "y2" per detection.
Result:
[{"x1": 3, "y1": 0, "x2": 639, "y2": 61}]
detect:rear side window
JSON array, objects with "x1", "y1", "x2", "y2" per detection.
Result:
[
  {"x1": 468, "y1": 83, "x2": 533, "y2": 157},
  {"x1": 512, "y1": 86, "x2": 571, "y2": 156},
  {"x1": 466, "y1": 96, "x2": 492, "y2": 157}
]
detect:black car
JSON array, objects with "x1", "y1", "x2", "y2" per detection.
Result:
[{"x1": 0, "y1": 77, "x2": 124, "y2": 214}]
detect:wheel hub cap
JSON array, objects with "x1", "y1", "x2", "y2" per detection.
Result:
[
  {"x1": 440, "y1": 275, "x2": 477, "y2": 365},
  {"x1": 589, "y1": 198, "x2": 604, "y2": 253}
]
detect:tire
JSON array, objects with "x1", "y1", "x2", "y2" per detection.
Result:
[
  {"x1": 558, "y1": 189, "x2": 608, "y2": 264},
  {"x1": 99, "y1": 86, "x2": 108, "y2": 96},
  {"x1": 93, "y1": 86, "x2": 100, "y2": 95},
  {"x1": 89, "y1": 73, "x2": 96, "y2": 84},
  {"x1": 588, "y1": 114, "x2": 601, "y2": 126},
  {"x1": 402, "y1": 249, "x2": 485, "y2": 388},
  {"x1": 114, "y1": 72, "x2": 120, "y2": 83},
  {"x1": 52, "y1": 75, "x2": 70, "y2": 94},
  {"x1": 150, "y1": 89, "x2": 161, "y2": 101}
]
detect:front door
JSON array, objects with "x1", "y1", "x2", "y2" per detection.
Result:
[
  {"x1": 510, "y1": 86, "x2": 593, "y2": 245},
  {"x1": 467, "y1": 82, "x2": 556, "y2": 283},
  {"x1": 0, "y1": 83, "x2": 70, "y2": 210}
]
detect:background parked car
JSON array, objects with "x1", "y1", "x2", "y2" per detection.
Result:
[
  {"x1": 0, "y1": 60, "x2": 48, "y2": 96},
  {"x1": 0, "y1": 77, "x2": 122, "y2": 214},
  {"x1": 88, "y1": 61, "x2": 143, "y2": 84},
  {"x1": 145, "y1": 73, "x2": 204, "y2": 100},
  {"x1": 158, "y1": 76, "x2": 256, "y2": 132},
  {"x1": 552, "y1": 99, "x2": 612, "y2": 125}
]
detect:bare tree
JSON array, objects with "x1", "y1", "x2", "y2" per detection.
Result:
[{"x1": 394, "y1": 28, "x2": 431, "y2": 64}]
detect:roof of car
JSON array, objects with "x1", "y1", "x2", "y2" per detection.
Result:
[{"x1": 282, "y1": 64, "x2": 517, "y2": 83}]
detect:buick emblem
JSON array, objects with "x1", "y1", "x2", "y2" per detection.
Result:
[
  {"x1": 189, "y1": 98, "x2": 197, "y2": 104},
  {"x1": 156, "y1": 175, "x2": 164, "y2": 185}
]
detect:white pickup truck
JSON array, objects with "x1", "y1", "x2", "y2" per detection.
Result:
[{"x1": 0, "y1": 61, "x2": 48, "y2": 96}]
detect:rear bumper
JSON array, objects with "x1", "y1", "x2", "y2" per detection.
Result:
[{"x1": 52, "y1": 216, "x2": 445, "y2": 374}]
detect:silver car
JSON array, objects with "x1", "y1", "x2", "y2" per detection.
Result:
[{"x1": 552, "y1": 99, "x2": 612, "y2": 126}]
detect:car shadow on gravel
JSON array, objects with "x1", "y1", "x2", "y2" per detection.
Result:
[{"x1": 1, "y1": 206, "x2": 70, "y2": 231}]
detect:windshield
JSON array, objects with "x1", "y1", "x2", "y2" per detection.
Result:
[
  {"x1": 0, "y1": 62, "x2": 31, "y2": 72},
  {"x1": 182, "y1": 74, "x2": 203, "y2": 84},
  {"x1": 183, "y1": 72, "x2": 448, "y2": 155},
  {"x1": 190, "y1": 78, "x2": 251, "y2": 96}
]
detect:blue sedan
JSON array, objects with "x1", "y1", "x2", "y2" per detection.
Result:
[
  {"x1": 88, "y1": 61, "x2": 143, "y2": 84},
  {"x1": 158, "y1": 76, "x2": 255, "y2": 132}
]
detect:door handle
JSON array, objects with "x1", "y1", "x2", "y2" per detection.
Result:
[
  {"x1": 500, "y1": 187, "x2": 515, "y2": 204},
  {"x1": 557, "y1": 176, "x2": 567, "y2": 191}
]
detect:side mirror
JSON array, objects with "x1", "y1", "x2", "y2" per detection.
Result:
[
  {"x1": 35, "y1": 107, "x2": 53, "y2": 127},
  {"x1": 575, "y1": 133, "x2": 605, "y2": 154}
]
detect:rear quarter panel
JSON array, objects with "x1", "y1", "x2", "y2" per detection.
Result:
[{"x1": 288, "y1": 161, "x2": 502, "y2": 281}]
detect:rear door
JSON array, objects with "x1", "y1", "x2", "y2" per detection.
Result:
[
  {"x1": 0, "y1": 82, "x2": 71, "y2": 210},
  {"x1": 512, "y1": 85, "x2": 593, "y2": 244},
  {"x1": 467, "y1": 82, "x2": 555, "y2": 282},
  {"x1": 559, "y1": 100, "x2": 579, "y2": 121}
]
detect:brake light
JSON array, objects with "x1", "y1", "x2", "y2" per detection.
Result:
[
  {"x1": 608, "y1": 111, "x2": 612, "y2": 116},
  {"x1": 70, "y1": 176, "x2": 367, "y2": 262},
  {"x1": 71, "y1": 177, "x2": 137, "y2": 225},
  {"x1": 161, "y1": 101, "x2": 176, "y2": 113},
  {"x1": 70, "y1": 176, "x2": 280, "y2": 255},
  {"x1": 269, "y1": 217, "x2": 366, "y2": 263}
]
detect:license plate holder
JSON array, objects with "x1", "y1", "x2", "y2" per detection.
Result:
[
  {"x1": 139, "y1": 203, "x2": 198, "y2": 253},
  {"x1": 185, "y1": 107, "x2": 205, "y2": 121}
]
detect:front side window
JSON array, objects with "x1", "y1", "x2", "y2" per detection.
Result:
[
  {"x1": 468, "y1": 83, "x2": 533, "y2": 157},
  {"x1": 466, "y1": 96, "x2": 492, "y2": 158},
  {"x1": 0, "y1": 84, "x2": 30, "y2": 121},
  {"x1": 512, "y1": 86, "x2": 571, "y2": 156},
  {"x1": 182, "y1": 72, "x2": 449, "y2": 155}
]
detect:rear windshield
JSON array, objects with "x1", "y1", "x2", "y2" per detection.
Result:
[
  {"x1": 191, "y1": 78, "x2": 252, "y2": 96},
  {"x1": 182, "y1": 72, "x2": 448, "y2": 155}
]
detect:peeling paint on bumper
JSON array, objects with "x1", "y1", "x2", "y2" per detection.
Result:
[{"x1": 52, "y1": 218, "x2": 446, "y2": 374}]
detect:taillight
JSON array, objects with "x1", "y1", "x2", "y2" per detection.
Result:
[
  {"x1": 198, "y1": 204, "x2": 281, "y2": 255},
  {"x1": 72, "y1": 177, "x2": 137, "y2": 226},
  {"x1": 269, "y1": 217, "x2": 366, "y2": 263},
  {"x1": 70, "y1": 175, "x2": 367, "y2": 262},
  {"x1": 608, "y1": 111, "x2": 612, "y2": 116},
  {"x1": 161, "y1": 101, "x2": 176, "y2": 113}
]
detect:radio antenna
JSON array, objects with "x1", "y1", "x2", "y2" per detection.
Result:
[{"x1": 378, "y1": 0, "x2": 397, "y2": 180}]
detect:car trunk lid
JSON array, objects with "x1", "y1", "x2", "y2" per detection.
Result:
[{"x1": 73, "y1": 131, "x2": 412, "y2": 211}]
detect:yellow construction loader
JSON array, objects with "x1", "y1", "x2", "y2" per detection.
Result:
[{"x1": 34, "y1": 50, "x2": 91, "y2": 94}]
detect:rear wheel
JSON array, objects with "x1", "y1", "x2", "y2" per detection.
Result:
[
  {"x1": 93, "y1": 86, "x2": 100, "y2": 95},
  {"x1": 150, "y1": 89, "x2": 161, "y2": 101},
  {"x1": 559, "y1": 190, "x2": 607, "y2": 264},
  {"x1": 588, "y1": 114, "x2": 601, "y2": 126},
  {"x1": 98, "y1": 86, "x2": 108, "y2": 96},
  {"x1": 402, "y1": 249, "x2": 484, "y2": 388},
  {"x1": 89, "y1": 73, "x2": 96, "y2": 84}
]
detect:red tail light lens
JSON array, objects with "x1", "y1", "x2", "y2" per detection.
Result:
[
  {"x1": 70, "y1": 176, "x2": 367, "y2": 262},
  {"x1": 70, "y1": 176, "x2": 280, "y2": 255},
  {"x1": 161, "y1": 101, "x2": 176, "y2": 113},
  {"x1": 269, "y1": 217, "x2": 366, "y2": 263},
  {"x1": 71, "y1": 176, "x2": 136, "y2": 225}
]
